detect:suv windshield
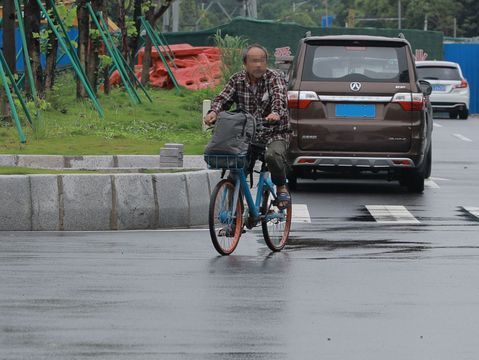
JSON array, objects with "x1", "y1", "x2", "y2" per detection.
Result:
[
  {"x1": 302, "y1": 42, "x2": 410, "y2": 83},
  {"x1": 416, "y1": 66, "x2": 461, "y2": 80}
]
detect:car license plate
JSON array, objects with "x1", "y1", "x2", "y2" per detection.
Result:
[
  {"x1": 432, "y1": 84, "x2": 446, "y2": 91},
  {"x1": 335, "y1": 104, "x2": 376, "y2": 118}
]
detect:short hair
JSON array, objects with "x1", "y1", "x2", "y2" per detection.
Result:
[{"x1": 242, "y1": 44, "x2": 268, "y2": 64}]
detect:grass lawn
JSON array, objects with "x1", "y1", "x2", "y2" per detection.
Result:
[{"x1": 0, "y1": 72, "x2": 217, "y2": 155}]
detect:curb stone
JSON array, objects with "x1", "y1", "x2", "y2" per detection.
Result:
[{"x1": 0, "y1": 169, "x2": 221, "y2": 231}]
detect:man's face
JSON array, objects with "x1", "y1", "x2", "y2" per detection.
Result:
[{"x1": 244, "y1": 47, "x2": 267, "y2": 80}]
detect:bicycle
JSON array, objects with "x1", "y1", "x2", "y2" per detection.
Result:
[{"x1": 205, "y1": 145, "x2": 292, "y2": 255}]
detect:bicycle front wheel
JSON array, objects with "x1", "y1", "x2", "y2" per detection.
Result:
[
  {"x1": 261, "y1": 189, "x2": 292, "y2": 252},
  {"x1": 209, "y1": 179, "x2": 243, "y2": 255}
]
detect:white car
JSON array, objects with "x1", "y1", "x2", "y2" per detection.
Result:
[{"x1": 416, "y1": 60, "x2": 470, "y2": 119}]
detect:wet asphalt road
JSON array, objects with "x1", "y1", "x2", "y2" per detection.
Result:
[{"x1": 1, "y1": 115, "x2": 479, "y2": 359}]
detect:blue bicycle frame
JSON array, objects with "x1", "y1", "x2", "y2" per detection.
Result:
[{"x1": 228, "y1": 167, "x2": 285, "y2": 223}]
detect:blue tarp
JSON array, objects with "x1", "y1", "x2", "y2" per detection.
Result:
[
  {"x1": 444, "y1": 43, "x2": 479, "y2": 114},
  {"x1": 0, "y1": 27, "x2": 78, "y2": 71}
]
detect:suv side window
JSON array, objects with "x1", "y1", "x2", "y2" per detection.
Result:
[{"x1": 302, "y1": 42, "x2": 410, "y2": 83}]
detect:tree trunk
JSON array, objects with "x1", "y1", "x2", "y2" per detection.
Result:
[
  {"x1": 76, "y1": 0, "x2": 89, "y2": 99},
  {"x1": 103, "y1": 66, "x2": 111, "y2": 95},
  {"x1": 86, "y1": 0, "x2": 103, "y2": 94},
  {"x1": 3, "y1": 0, "x2": 16, "y2": 73},
  {"x1": 23, "y1": 0, "x2": 43, "y2": 98},
  {"x1": 44, "y1": 0, "x2": 58, "y2": 91},
  {"x1": 140, "y1": 7, "x2": 154, "y2": 86},
  {"x1": 118, "y1": 0, "x2": 129, "y2": 61},
  {"x1": 128, "y1": 0, "x2": 143, "y2": 66},
  {"x1": 1, "y1": 0, "x2": 16, "y2": 122}
]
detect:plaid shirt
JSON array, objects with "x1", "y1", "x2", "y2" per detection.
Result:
[{"x1": 209, "y1": 69, "x2": 290, "y2": 145}]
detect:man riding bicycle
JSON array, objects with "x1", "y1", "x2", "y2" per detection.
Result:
[{"x1": 204, "y1": 44, "x2": 291, "y2": 209}]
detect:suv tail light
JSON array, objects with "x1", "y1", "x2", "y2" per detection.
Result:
[
  {"x1": 391, "y1": 92, "x2": 425, "y2": 111},
  {"x1": 288, "y1": 91, "x2": 319, "y2": 109},
  {"x1": 454, "y1": 79, "x2": 468, "y2": 89}
]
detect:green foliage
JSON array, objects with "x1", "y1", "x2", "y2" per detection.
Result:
[
  {"x1": 213, "y1": 31, "x2": 248, "y2": 84},
  {"x1": 125, "y1": 16, "x2": 138, "y2": 37},
  {"x1": 99, "y1": 55, "x2": 113, "y2": 70},
  {"x1": 56, "y1": 3, "x2": 77, "y2": 28},
  {"x1": 89, "y1": 29, "x2": 101, "y2": 41},
  {"x1": 33, "y1": 31, "x2": 51, "y2": 53},
  {"x1": 142, "y1": 1, "x2": 153, "y2": 14},
  {"x1": 0, "y1": 72, "x2": 212, "y2": 155}
]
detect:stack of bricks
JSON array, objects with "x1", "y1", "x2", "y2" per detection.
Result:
[{"x1": 159, "y1": 143, "x2": 184, "y2": 168}]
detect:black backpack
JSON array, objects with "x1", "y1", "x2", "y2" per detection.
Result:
[{"x1": 204, "y1": 110, "x2": 256, "y2": 169}]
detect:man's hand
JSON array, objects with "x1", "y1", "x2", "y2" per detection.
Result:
[
  {"x1": 203, "y1": 111, "x2": 218, "y2": 126},
  {"x1": 265, "y1": 113, "x2": 280, "y2": 123}
]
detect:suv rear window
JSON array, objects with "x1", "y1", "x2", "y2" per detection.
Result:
[
  {"x1": 416, "y1": 66, "x2": 461, "y2": 80},
  {"x1": 302, "y1": 42, "x2": 410, "y2": 83}
]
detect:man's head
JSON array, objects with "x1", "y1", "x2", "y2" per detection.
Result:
[{"x1": 242, "y1": 44, "x2": 268, "y2": 80}]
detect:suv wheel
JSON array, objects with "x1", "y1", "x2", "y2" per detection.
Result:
[
  {"x1": 401, "y1": 147, "x2": 429, "y2": 193},
  {"x1": 404, "y1": 169, "x2": 425, "y2": 193},
  {"x1": 424, "y1": 145, "x2": 432, "y2": 179},
  {"x1": 459, "y1": 108, "x2": 469, "y2": 120},
  {"x1": 287, "y1": 172, "x2": 298, "y2": 191}
]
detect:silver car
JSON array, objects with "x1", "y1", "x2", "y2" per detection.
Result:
[{"x1": 416, "y1": 60, "x2": 470, "y2": 119}]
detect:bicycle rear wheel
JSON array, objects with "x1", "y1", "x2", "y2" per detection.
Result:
[
  {"x1": 209, "y1": 179, "x2": 243, "y2": 255},
  {"x1": 261, "y1": 189, "x2": 292, "y2": 252}
]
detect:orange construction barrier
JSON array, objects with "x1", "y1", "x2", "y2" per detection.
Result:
[{"x1": 110, "y1": 44, "x2": 223, "y2": 90}]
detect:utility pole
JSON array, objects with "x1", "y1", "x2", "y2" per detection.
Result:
[
  {"x1": 424, "y1": 14, "x2": 428, "y2": 31},
  {"x1": 172, "y1": 0, "x2": 180, "y2": 32},
  {"x1": 398, "y1": 0, "x2": 401, "y2": 29},
  {"x1": 453, "y1": 17, "x2": 457, "y2": 38}
]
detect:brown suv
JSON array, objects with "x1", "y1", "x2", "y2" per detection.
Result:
[{"x1": 286, "y1": 35, "x2": 433, "y2": 193}]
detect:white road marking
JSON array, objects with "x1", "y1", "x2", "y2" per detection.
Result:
[
  {"x1": 463, "y1": 207, "x2": 479, "y2": 220},
  {"x1": 453, "y1": 133, "x2": 473, "y2": 142},
  {"x1": 366, "y1": 205, "x2": 420, "y2": 224},
  {"x1": 425, "y1": 179, "x2": 440, "y2": 188},
  {"x1": 292, "y1": 204, "x2": 311, "y2": 223},
  {"x1": 433, "y1": 122, "x2": 443, "y2": 128},
  {"x1": 430, "y1": 176, "x2": 450, "y2": 181}
]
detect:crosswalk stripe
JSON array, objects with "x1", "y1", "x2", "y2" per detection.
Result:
[
  {"x1": 365, "y1": 205, "x2": 420, "y2": 224},
  {"x1": 453, "y1": 133, "x2": 473, "y2": 142},
  {"x1": 425, "y1": 179, "x2": 440, "y2": 188},
  {"x1": 463, "y1": 207, "x2": 479, "y2": 220},
  {"x1": 433, "y1": 122, "x2": 443, "y2": 128},
  {"x1": 292, "y1": 204, "x2": 311, "y2": 223}
]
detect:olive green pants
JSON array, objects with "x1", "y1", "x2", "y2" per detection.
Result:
[{"x1": 264, "y1": 140, "x2": 289, "y2": 187}]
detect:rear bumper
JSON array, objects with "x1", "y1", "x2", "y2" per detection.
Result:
[
  {"x1": 431, "y1": 102, "x2": 468, "y2": 112},
  {"x1": 292, "y1": 156, "x2": 415, "y2": 169}
]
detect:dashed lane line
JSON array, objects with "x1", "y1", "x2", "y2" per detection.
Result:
[
  {"x1": 453, "y1": 133, "x2": 473, "y2": 142},
  {"x1": 433, "y1": 122, "x2": 443, "y2": 128},
  {"x1": 365, "y1": 205, "x2": 420, "y2": 224},
  {"x1": 425, "y1": 179, "x2": 440, "y2": 188}
]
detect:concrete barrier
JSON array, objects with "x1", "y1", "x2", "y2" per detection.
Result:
[
  {"x1": 0, "y1": 154, "x2": 204, "y2": 169},
  {"x1": 0, "y1": 170, "x2": 222, "y2": 231}
]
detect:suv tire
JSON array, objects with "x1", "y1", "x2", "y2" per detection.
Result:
[
  {"x1": 459, "y1": 108, "x2": 469, "y2": 120},
  {"x1": 424, "y1": 145, "x2": 432, "y2": 179},
  {"x1": 287, "y1": 172, "x2": 298, "y2": 191},
  {"x1": 404, "y1": 169, "x2": 425, "y2": 193}
]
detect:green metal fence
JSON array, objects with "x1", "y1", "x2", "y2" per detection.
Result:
[{"x1": 163, "y1": 17, "x2": 444, "y2": 60}]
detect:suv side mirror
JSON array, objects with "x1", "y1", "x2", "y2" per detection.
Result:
[{"x1": 418, "y1": 80, "x2": 432, "y2": 96}]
